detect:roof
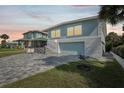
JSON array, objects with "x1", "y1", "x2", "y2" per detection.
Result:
[
  {"x1": 42, "y1": 16, "x2": 98, "y2": 32},
  {"x1": 23, "y1": 30, "x2": 47, "y2": 35},
  {"x1": 6, "y1": 42, "x2": 18, "y2": 44},
  {"x1": 15, "y1": 38, "x2": 47, "y2": 41}
]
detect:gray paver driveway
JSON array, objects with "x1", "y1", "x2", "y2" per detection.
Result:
[{"x1": 0, "y1": 53, "x2": 80, "y2": 87}]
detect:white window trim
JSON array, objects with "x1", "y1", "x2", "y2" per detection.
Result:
[
  {"x1": 51, "y1": 29, "x2": 61, "y2": 38},
  {"x1": 67, "y1": 25, "x2": 82, "y2": 37}
]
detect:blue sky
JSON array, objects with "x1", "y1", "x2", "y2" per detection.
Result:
[
  {"x1": 0, "y1": 5, "x2": 100, "y2": 40},
  {"x1": 0, "y1": 5, "x2": 123, "y2": 41},
  {"x1": 0, "y1": 5, "x2": 100, "y2": 29}
]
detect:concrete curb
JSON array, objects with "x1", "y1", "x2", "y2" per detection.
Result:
[{"x1": 111, "y1": 52, "x2": 124, "y2": 69}]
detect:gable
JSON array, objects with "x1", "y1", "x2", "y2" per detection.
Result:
[{"x1": 24, "y1": 32, "x2": 47, "y2": 39}]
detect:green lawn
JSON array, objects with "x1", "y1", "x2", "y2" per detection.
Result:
[
  {"x1": 2, "y1": 60, "x2": 124, "y2": 88},
  {"x1": 0, "y1": 48, "x2": 25, "y2": 58}
]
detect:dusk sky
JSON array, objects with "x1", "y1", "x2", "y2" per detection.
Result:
[{"x1": 0, "y1": 5, "x2": 123, "y2": 42}]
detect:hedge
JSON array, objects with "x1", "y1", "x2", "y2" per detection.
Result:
[
  {"x1": 112, "y1": 44, "x2": 124, "y2": 58},
  {"x1": 105, "y1": 42, "x2": 112, "y2": 52}
]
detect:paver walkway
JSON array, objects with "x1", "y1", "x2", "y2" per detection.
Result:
[{"x1": 0, "y1": 53, "x2": 80, "y2": 87}]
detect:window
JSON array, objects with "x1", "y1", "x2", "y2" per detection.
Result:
[
  {"x1": 67, "y1": 27, "x2": 74, "y2": 36},
  {"x1": 74, "y1": 25, "x2": 82, "y2": 36},
  {"x1": 56, "y1": 30, "x2": 60, "y2": 37},
  {"x1": 67, "y1": 25, "x2": 82, "y2": 37},
  {"x1": 51, "y1": 31, "x2": 55, "y2": 38},
  {"x1": 51, "y1": 29, "x2": 61, "y2": 38}
]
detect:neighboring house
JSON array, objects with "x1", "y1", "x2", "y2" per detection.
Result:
[
  {"x1": 16, "y1": 30, "x2": 47, "y2": 53},
  {"x1": 43, "y1": 16, "x2": 107, "y2": 58},
  {"x1": 6, "y1": 41, "x2": 18, "y2": 48}
]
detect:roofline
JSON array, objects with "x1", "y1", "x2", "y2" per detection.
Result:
[
  {"x1": 42, "y1": 16, "x2": 98, "y2": 32},
  {"x1": 23, "y1": 30, "x2": 48, "y2": 35},
  {"x1": 15, "y1": 38, "x2": 47, "y2": 41}
]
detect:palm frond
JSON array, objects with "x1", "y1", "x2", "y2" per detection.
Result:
[{"x1": 99, "y1": 5, "x2": 124, "y2": 25}]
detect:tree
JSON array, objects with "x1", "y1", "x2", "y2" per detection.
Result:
[
  {"x1": 106, "y1": 32, "x2": 123, "y2": 48},
  {"x1": 121, "y1": 33, "x2": 124, "y2": 43},
  {"x1": 0, "y1": 34, "x2": 9, "y2": 40},
  {"x1": 99, "y1": 5, "x2": 124, "y2": 25},
  {"x1": 0, "y1": 34, "x2": 9, "y2": 48}
]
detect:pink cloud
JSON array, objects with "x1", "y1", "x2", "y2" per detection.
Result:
[
  {"x1": 0, "y1": 24, "x2": 33, "y2": 43},
  {"x1": 0, "y1": 29, "x2": 25, "y2": 41},
  {"x1": 0, "y1": 31, "x2": 24, "y2": 44}
]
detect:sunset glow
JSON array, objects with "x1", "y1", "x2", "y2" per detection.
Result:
[{"x1": 0, "y1": 5, "x2": 123, "y2": 43}]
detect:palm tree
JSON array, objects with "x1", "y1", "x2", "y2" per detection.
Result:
[
  {"x1": 99, "y1": 5, "x2": 124, "y2": 25},
  {"x1": 0, "y1": 34, "x2": 9, "y2": 47},
  {"x1": 0, "y1": 34, "x2": 9, "y2": 41}
]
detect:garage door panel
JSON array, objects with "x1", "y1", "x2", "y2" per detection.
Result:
[{"x1": 59, "y1": 42, "x2": 84, "y2": 55}]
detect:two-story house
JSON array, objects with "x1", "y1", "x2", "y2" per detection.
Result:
[
  {"x1": 43, "y1": 16, "x2": 107, "y2": 58},
  {"x1": 16, "y1": 30, "x2": 47, "y2": 53}
]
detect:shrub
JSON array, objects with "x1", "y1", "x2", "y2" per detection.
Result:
[
  {"x1": 106, "y1": 32, "x2": 123, "y2": 48},
  {"x1": 113, "y1": 44, "x2": 124, "y2": 58},
  {"x1": 106, "y1": 42, "x2": 112, "y2": 52}
]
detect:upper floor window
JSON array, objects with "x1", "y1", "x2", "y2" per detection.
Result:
[
  {"x1": 67, "y1": 25, "x2": 82, "y2": 37},
  {"x1": 74, "y1": 25, "x2": 82, "y2": 36},
  {"x1": 67, "y1": 27, "x2": 74, "y2": 36},
  {"x1": 51, "y1": 29, "x2": 61, "y2": 38}
]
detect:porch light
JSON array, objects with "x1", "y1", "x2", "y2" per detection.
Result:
[{"x1": 54, "y1": 39, "x2": 57, "y2": 43}]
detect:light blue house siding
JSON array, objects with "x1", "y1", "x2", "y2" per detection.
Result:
[
  {"x1": 48, "y1": 19, "x2": 98, "y2": 39},
  {"x1": 24, "y1": 32, "x2": 47, "y2": 39},
  {"x1": 24, "y1": 32, "x2": 41, "y2": 39},
  {"x1": 17, "y1": 31, "x2": 48, "y2": 50},
  {"x1": 44, "y1": 16, "x2": 106, "y2": 58}
]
